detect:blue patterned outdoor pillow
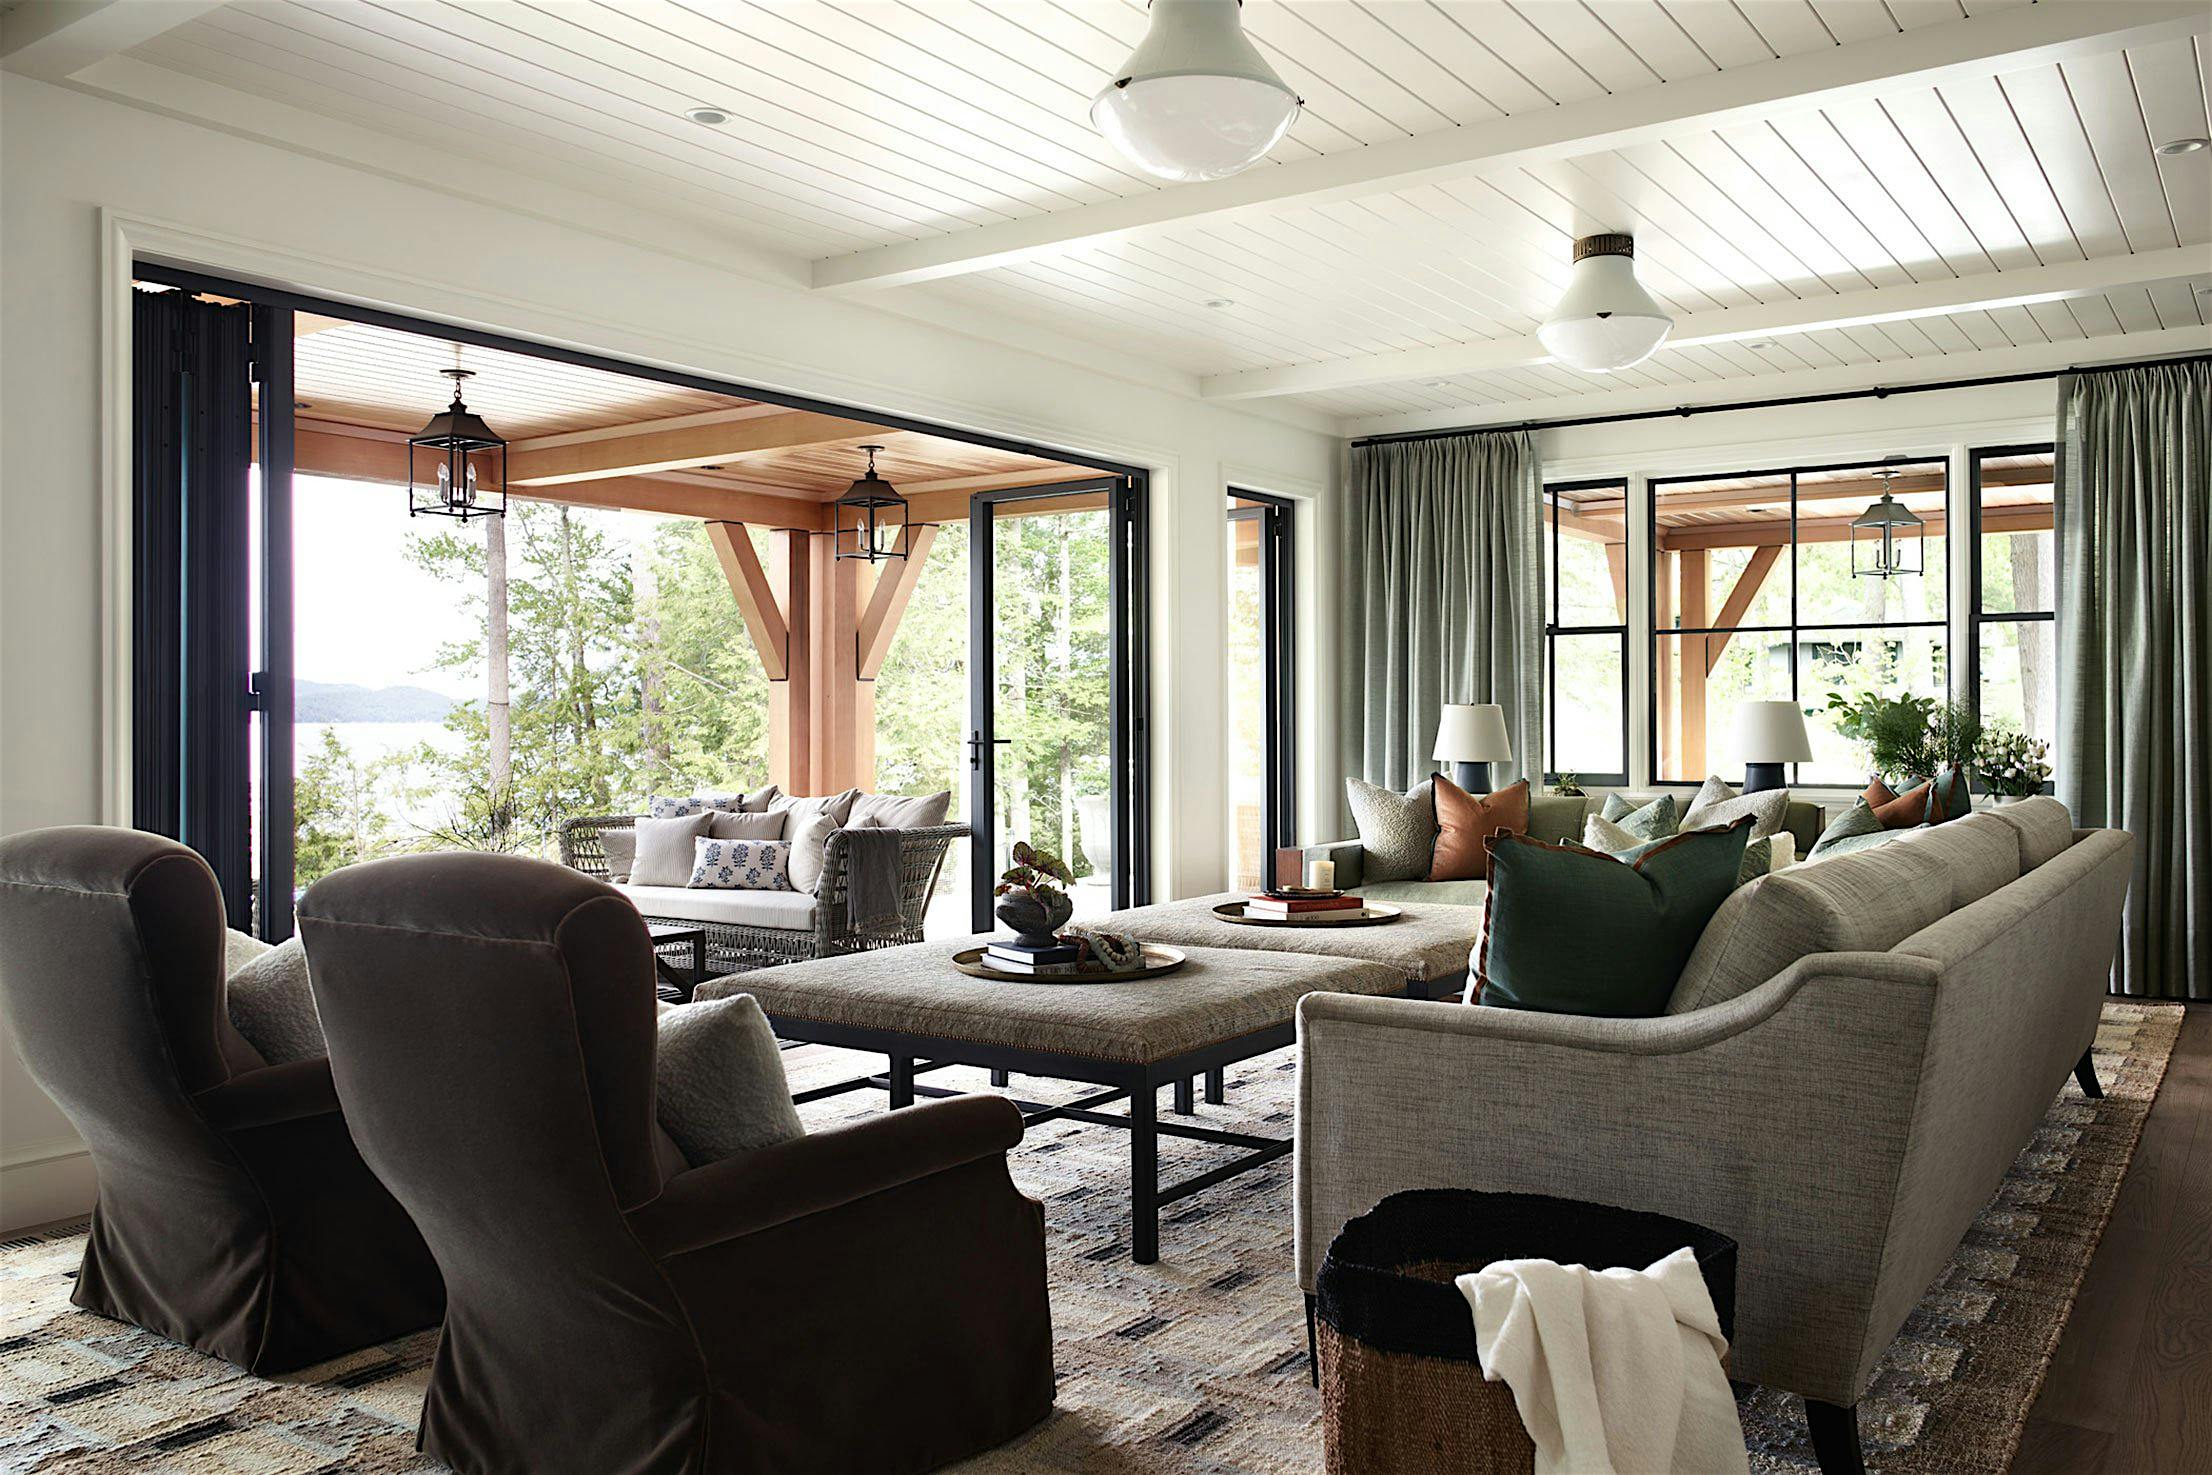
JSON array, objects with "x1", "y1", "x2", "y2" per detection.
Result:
[
  {"x1": 649, "y1": 793, "x2": 740, "y2": 819},
  {"x1": 686, "y1": 837, "x2": 795, "y2": 891}
]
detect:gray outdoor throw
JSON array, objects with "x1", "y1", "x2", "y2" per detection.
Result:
[{"x1": 842, "y1": 824, "x2": 904, "y2": 930}]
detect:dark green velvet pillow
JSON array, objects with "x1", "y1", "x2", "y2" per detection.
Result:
[{"x1": 1476, "y1": 818, "x2": 1753, "y2": 1017}]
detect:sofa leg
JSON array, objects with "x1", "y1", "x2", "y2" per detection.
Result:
[
  {"x1": 1305, "y1": 1294, "x2": 1319, "y2": 1388},
  {"x1": 2074, "y1": 1049, "x2": 2103, "y2": 1099},
  {"x1": 1805, "y1": 1399, "x2": 1864, "y2": 1475}
]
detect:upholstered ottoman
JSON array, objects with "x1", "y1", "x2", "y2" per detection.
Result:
[
  {"x1": 1086, "y1": 892, "x2": 1479, "y2": 1000},
  {"x1": 699, "y1": 939, "x2": 1407, "y2": 1262}
]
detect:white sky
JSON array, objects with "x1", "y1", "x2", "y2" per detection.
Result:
[{"x1": 292, "y1": 475, "x2": 666, "y2": 699}]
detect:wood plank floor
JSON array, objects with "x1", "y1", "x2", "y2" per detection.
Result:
[{"x1": 2014, "y1": 1003, "x2": 2212, "y2": 1475}]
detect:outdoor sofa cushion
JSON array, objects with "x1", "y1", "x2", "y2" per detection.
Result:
[
  {"x1": 852, "y1": 790, "x2": 953, "y2": 828},
  {"x1": 617, "y1": 883, "x2": 817, "y2": 931}
]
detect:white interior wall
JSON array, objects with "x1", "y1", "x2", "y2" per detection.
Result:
[{"x1": 0, "y1": 76, "x2": 1341, "y2": 1231}]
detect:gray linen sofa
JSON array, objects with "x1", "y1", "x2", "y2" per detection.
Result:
[
  {"x1": 1293, "y1": 798, "x2": 2128, "y2": 1472},
  {"x1": 1305, "y1": 789, "x2": 1825, "y2": 905}
]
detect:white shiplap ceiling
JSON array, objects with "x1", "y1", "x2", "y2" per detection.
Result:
[{"x1": 21, "y1": 1, "x2": 2211, "y2": 433}]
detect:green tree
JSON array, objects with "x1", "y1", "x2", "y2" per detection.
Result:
[{"x1": 293, "y1": 728, "x2": 424, "y2": 885}]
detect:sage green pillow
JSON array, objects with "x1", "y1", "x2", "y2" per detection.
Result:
[
  {"x1": 1807, "y1": 798, "x2": 1910, "y2": 860},
  {"x1": 1596, "y1": 820, "x2": 1779, "y2": 888},
  {"x1": 1600, "y1": 792, "x2": 1679, "y2": 841},
  {"x1": 1476, "y1": 819, "x2": 1751, "y2": 1017}
]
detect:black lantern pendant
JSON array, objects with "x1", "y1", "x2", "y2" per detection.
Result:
[
  {"x1": 835, "y1": 444, "x2": 910, "y2": 562},
  {"x1": 1850, "y1": 467, "x2": 1923, "y2": 580},
  {"x1": 408, "y1": 367, "x2": 507, "y2": 522}
]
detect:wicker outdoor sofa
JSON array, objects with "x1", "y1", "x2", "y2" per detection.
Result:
[{"x1": 560, "y1": 815, "x2": 966, "y2": 973}]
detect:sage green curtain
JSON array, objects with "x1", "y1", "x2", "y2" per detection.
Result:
[
  {"x1": 1346, "y1": 431, "x2": 1541, "y2": 792},
  {"x1": 2055, "y1": 359, "x2": 2210, "y2": 1000}
]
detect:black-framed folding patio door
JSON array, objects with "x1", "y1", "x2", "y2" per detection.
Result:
[
  {"x1": 130, "y1": 288, "x2": 296, "y2": 938},
  {"x1": 968, "y1": 477, "x2": 1150, "y2": 929},
  {"x1": 1226, "y1": 492, "x2": 1295, "y2": 890}
]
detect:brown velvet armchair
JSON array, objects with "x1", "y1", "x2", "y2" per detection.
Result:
[
  {"x1": 0, "y1": 827, "x2": 443, "y2": 1373},
  {"x1": 297, "y1": 851, "x2": 1055, "y2": 1475}
]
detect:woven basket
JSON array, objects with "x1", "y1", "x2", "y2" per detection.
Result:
[{"x1": 1316, "y1": 1189, "x2": 1737, "y2": 1475}]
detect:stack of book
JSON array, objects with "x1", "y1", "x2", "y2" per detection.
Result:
[
  {"x1": 1244, "y1": 890, "x2": 1363, "y2": 920},
  {"x1": 983, "y1": 938, "x2": 1086, "y2": 975}
]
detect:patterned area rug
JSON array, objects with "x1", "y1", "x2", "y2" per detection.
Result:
[{"x1": 0, "y1": 1001, "x2": 2179, "y2": 1475}]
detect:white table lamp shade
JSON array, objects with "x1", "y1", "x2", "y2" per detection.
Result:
[
  {"x1": 1733, "y1": 700, "x2": 1814, "y2": 762},
  {"x1": 1433, "y1": 703, "x2": 1513, "y2": 763}
]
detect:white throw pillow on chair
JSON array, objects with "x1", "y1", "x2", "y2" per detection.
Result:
[{"x1": 654, "y1": 994, "x2": 803, "y2": 1164}]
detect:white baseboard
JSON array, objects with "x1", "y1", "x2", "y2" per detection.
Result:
[{"x1": 0, "y1": 1145, "x2": 95, "y2": 1236}]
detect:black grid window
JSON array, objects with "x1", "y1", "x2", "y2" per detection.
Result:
[
  {"x1": 1648, "y1": 458, "x2": 1951, "y2": 788},
  {"x1": 1542, "y1": 479, "x2": 1629, "y2": 787},
  {"x1": 1967, "y1": 444, "x2": 2058, "y2": 794}
]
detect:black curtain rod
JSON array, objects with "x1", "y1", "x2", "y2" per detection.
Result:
[{"x1": 1348, "y1": 349, "x2": 2212, "y2": 449}]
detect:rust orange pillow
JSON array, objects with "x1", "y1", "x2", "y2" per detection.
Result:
[
  {"x1": 1430, "y1": 776, "x2": 1529, "y2": 881},
  {"x1": 1862, "y1": 777, "x2": 1936, "y2": 829}
]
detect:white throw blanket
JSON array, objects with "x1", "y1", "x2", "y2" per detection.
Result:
[{"x1": 1456, "y1": 1248, "x2": 1746, "y2": 1475}]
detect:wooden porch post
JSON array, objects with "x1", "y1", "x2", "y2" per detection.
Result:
[{"x1": 1679, "y1": 548, "x2": 1709, "y2": 777}]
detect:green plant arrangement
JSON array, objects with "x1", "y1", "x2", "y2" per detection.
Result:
[
  {"x1": 1975, "y1": 727, "x2": 2052, "y2": 798},
  {"x1": 1549, "y1": 773, "x2": 1586, "y2": 797},
  {"x1": 994, "y1": 840, "x2": 1076, "y2": 946},
  {"x1": 1822, "y1": 691, "x2": 1937, "y2": 782},
  {"x1": 1822, "y1": 693, "x2": 1982, "y2": 784}
]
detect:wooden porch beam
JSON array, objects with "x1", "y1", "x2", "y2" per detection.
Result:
[
  {"x1": 291, "y1": 421, "x2": 829, "y2": 527},
  {"x1": 1584, "y1": 460, "x2": 2052, "y2": 519},
  {"x1": 705, "y1": 522, "x2": 789, "y2": 680},
  {"x1": 508, "y1": 409, "x2": 886, "y2": 487},
  {"x1": 856, "y1": 523, "x2": 939, "y2": 679},
  {"x1": 1704, "y1": 545, "x2": 1783, "y2": 674},
  {"x1": 1658, "y1": 504, "x2": 2051, "y2": 550}
]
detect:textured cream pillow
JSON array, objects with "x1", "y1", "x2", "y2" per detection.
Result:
[
  {"x1": 654, "y1": 994, "x2": 803, "y2": 1164},
  {"x1": 1345, "y1": 777, "x2": 1438, "y2": 882},
  {"x1": 227, "y1": 937, "x2": 328, "y2": 1065},
  {"x1": 1681, "y1": 775, "x2": 1790, "y2": 841},
  {"x1": 1582, "y1": 812, "x2": 1640, "y2": 851}
]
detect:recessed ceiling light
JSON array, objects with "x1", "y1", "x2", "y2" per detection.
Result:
[
  {"x1": 293, "y1": 400, "x2": 312, "y2": 411},
  {"x1": 685, "y1": 106, "x2": 730, "y2": 126},
  {"x1": 1203, "y1": 297, "x2": 1234, "y2": 309},
  {"x1": 1746, "y1": 339, "x2": 1777, "y2": 349},
  {"x1": 1423, "y1": 380, "x2": 1450, "y2": 388},
  {"x1": 2155, "y1": 136, "x2": 2209, "y2": 156}
]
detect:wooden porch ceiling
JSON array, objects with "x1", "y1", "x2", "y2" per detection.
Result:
[{"x1": 275, "y1": 310, "x2": 1109, "y2": 523}]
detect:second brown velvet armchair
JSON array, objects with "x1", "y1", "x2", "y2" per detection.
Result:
[{"x1": 297, "y1": 850, "x2": 1055, "y2": 1475}]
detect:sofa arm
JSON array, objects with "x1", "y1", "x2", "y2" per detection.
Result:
[
  {"x1": 630, "y1": 1093, "x2": 1023, "y2": 1258},
  {"x1": 1294, "y1": 953, "x2": 1944, "y2": 1403},
  {"x1": 1302, "y1": 838, "x2": 1366, "y2": 889}
]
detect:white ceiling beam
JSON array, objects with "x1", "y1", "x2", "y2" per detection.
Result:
[
  {"x1": 2, "y1": 2, "x2": 226, "y2": 81},
  {"x1": 1340, "y1": 327, "x2": 2212, "y2": 440},
  {"x1": 810, "y1": 3, "x2": 2207, "y2": 292},
  {"x1": 1202, "y1": 247, "x2": 2212, "y2": 400}
]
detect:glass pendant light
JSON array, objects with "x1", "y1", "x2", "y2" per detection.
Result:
[
  {"x1": 1091, "y1": 0, "x2": 1301, "y2": 183},
  {"x1": 1538, "y1": 234, "x2": 1675, "y2": 372}
]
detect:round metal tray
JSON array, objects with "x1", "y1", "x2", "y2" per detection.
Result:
[
  {"x1": 1211, "y1": 901, "x2": 1404, "y2": 928},
  {"x1": 952, "y1": 944, "x2": 1186, "y2": 984}
]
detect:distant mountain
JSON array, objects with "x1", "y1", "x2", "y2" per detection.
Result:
[{"x1": 296, "y1": 680, "x2": 457, "y2": 724}]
